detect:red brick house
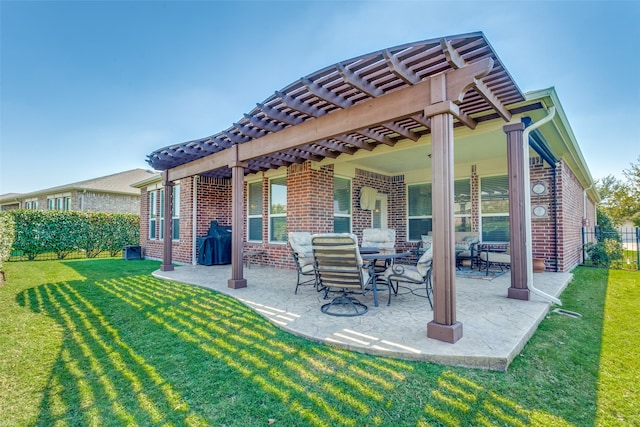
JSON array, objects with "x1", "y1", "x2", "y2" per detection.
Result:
[{"x1": 136, "y1": 33, "x2": 598, "y2": 343}]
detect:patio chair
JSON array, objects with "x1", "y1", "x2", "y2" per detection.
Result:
[
  {"x1": 362, "y1": 228, "x2": 396, "y2": 273},
  {"x1": 288, "y1": 232, "x2": 318, "y2": 294},
  {"x1": 380, "y1": 247, "x2": 433, "y2": 309},
  {"x1": 478, "y1": 243, "x2": 511, "y2": 275},
  {"x1": 312, "y1": 233, "x2": 372, "y2": 316}
]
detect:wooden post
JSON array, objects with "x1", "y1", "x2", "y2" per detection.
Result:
[
  {"x1": 425, "y1": 76, "x2": 463, "y2": 343},
  {"x1": 504, "y1": 122, "x2": 530, "y2": 300},
  {"x1": 160, "y1": 173, "x2": 174, "y2": 272},
  {"x1": 228, "y1": 146, "x2": 248, "y2": 289}
]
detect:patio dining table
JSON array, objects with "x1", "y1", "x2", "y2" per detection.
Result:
[{"x1": 361, "y1": 250, "x2": 412, "y2": 306}]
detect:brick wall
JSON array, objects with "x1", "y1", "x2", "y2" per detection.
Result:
[
  {"x1": 79, "y1": 192, "x2": 141, "y2": 213},
  {"x1": 555, "y1": 161, "x2": 587, "y2": 271},
  {"x1": 530, "y1": 158, "x2": 556, "y2": 271},
  {"x1": 352, "y1": 169, "x2": 392, "y2": 237},
  {"x1": 139, "y1": 158, "x2": 590, "y2": 273}
]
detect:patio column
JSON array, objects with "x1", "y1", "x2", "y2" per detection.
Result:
[
  {"x1": 425, "y1": 85, "x2": 463, "y2": 343},
  {"x1": 228, "y1": 148, "x2": 248, "y2": 289},
  {"x1": 504, "y1": 122, "x2": 530, "y2": 300},
  {"x1": 160, "y1": 173, "x2": 174, "y2": 272}
]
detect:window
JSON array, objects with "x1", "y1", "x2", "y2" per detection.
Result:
[
  {"x1": 269, "y1": 177, "x2": 287, "y2": 242},
  {"x1": 25, "y1": 200, "x2": 38, "y2": 210},
  {"x1": 407, "y1": 183, "x2": 432, "y2": 240},
  {"x1": 149, "y1": 190, "x2": 158, "y2": 239},
  {"x1": 64, "y1": 197, "x2": 71, "y2": 211},
  {"x1": 480, "y1": 175, "x2": 510, "y2": 241},
  {"x1": 247, "y1": 181, "x2": 263, "y2": 241},
  {"x1": 159, "y1": 189, "x2": 165, "y2": 240},
  {"x1": 152, "y1": 186, "x2": 180, "y2": 241},
  {"x1": 333, "y1": 177, "x2": 351, "y2": 233},
  {"x1": 172, "y1": 185, "x2": 180, "y2": 240},
  {"x1": 56, "y1": 197, "x2": 64, "y2": 210},
  {"x1": 47, "y1": 198, "x2": 55, "y2": 210},
  {"x1": 454, "y1": 179, "x2": 471, "y2": 232}
]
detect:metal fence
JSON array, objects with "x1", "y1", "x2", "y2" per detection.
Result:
[
  {"x1": 582, "y1": 227, "x2": 640, "y2": 270},
  {"x1": 9, "y1": 249, "x2": 121, "y2": 262}
]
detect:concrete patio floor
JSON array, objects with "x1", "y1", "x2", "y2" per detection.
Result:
[{"x1": 153, "y1": 264, "x2": 572, "y2": 371}]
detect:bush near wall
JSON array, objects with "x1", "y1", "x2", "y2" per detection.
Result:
[
  {"x1": 0, "y1": 212, "x2": 16, "y2": 281},
  {"x1": 7, "y1": 210, "x2": 139, "y2": 260}
]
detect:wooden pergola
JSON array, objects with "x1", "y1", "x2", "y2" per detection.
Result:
[{"x1": 147, "y1": 32, "x2": 533, "y2": 343}]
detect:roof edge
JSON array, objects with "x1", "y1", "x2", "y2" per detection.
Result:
[{"x1": 524, "y1": 87, "x2": 599, "y2": 203}]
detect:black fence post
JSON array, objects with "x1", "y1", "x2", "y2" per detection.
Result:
[
  {"x1": 582, "y1": 226, "x2": 587, "y2": 264},
  {"x1": 636, "y1": 227, "x2": 640, "y2": 271}
]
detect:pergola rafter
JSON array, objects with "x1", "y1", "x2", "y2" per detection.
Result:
[{"x1": 148, "y1": 33, "x2": 523, "y2": 180}]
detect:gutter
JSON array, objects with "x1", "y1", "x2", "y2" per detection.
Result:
[{"x1": 523, "y1": 107, "x2": 562, "y2": 306}]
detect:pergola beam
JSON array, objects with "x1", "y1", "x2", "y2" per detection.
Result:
[
  {"x1": 233, "y1": 122, "x2": 267, "y2": 139},
  {"x1": 257, "y1": 102, "x2": 303, "y2": 126},
  {"x1": 383, "y1": 50, "x2": 420, "y2": 85},
  {"x1": 382, "y1": 121, "x2": 419, "y2": 141},
  {"x1": 302, "y1": 77, "x2": 353, "y2": 109},
  {"x1": 356, "y1": 128, "x2": 396, "y2": 146},
  {"x1": 333, "y1": 135, "x2": 375, "y2": 151},
  {"x1": 276, "y1": 91, "x2": 326, "y2": 118},
  {"x1": 337, "y1": 63, "x2": 383, "y2": 97},
  {"x1": 474, "y1": 80, "x2": 513, "y2": 122},
  {"x1": 244, "y1": 113, "x2": 285, "y2": 133}
]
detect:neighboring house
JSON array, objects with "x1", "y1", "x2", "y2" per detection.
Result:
[
  {"x1": 138, "y1": 33, "x2": 598, "y2": 343},
  {"x1": 0, "y1": 168, "x2": 156, "y2": 214}
]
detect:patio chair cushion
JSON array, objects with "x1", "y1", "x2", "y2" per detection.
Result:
[
  {"x1": 382, "y1": 247, "x2": 432, "y2": 282},
  {"x1": 420, "y1": 235, "x2": 432, "y2": 251},
  {"x1": 362, "y1": 228, "x2": 395, "y2": 249},
  {"x1": 288, "y1": 232, "x2": 314, "y2": 267},
  {"x1": 479, "y1": 251, "x2": 511, "y2": 264},
  {"x1": 312, "y1": 233, "x2": 367, "y2": 275}
]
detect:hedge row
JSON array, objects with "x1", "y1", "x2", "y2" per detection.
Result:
[
  {"x1": 0, "y1": 212, "x2": 16, "y2": 271},
  {"x1": 5, "y1": 210, "x2": 139, "y2": 260}
]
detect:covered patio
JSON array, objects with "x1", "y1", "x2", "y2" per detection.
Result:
[
  {"x1": 153, "y1": 265, "x2": 572, "y2": 371},
  {"x1": 141, "y1": 32, "x2": 597, "y2": 347}
]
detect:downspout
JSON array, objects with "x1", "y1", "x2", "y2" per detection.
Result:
[
  {"x1": 192, "y1": 175, "x2": 199, "y2": 265},
  {"x1": 523, "y1": 107, "x2": 562, "y2": 305}
]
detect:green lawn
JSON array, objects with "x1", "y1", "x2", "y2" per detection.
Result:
[{"x1": 0, "y1": 259, "x2": 637, "y2": 426}]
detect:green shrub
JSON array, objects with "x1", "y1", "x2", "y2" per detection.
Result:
[
  {"x1": 11, "y1": 210, "x2": 50, "y2": 260},
  {"x1": 0, "y1": 212, "x2": 15, "y2": 273},
  {"x1": 584, "y1": 238, "x2": 624, "y2": 267},
  {"x1": 7, "y1": 210, "x2": 139, "y2": 260}
]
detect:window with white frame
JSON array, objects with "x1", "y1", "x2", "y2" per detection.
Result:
[
  {"x1": 407, "y1": 183, "x2": 432, "y2": 241},
  {"x1": 171, "y1": 185, "x2": 180, "y2": 240},
  {"x1": 333, "y1": 176, "x2": 351, "y2": 233},
  {"x1": 64, "y1": 197, "x2": 71, "y2": 211},
  {"x1": 480, "y1": 175, "x2": 510, "y2": 241},
  {"x1": 454, "y1": 179, "x2": 472, "y2": 232},
  {"x1": 159, "y1": 188, "x2": 165, "y2": 240},
  {"x1": 247, "y1": 181, "x2": 263, "y2": 241},
  {"x1": 25, "y1": 200, "x2": 38, "y2": 210},
  {"x1": 47, "y1": 198, "x2": 55, "y2": 210},
  {"x1": 149, "y1": 190, "x2": 158, "y2": 239},
  {"x1": 269, "y1": 177, "x2": 287, "y2": 243}
]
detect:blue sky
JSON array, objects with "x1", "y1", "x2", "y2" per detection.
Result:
[{"x1": 1, "y1": 0, "x2": 639, "y2": 194}]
